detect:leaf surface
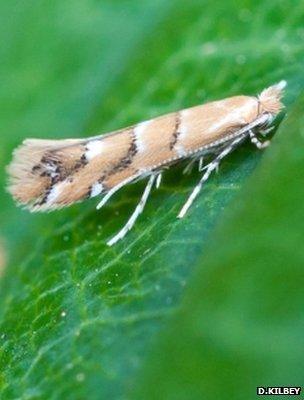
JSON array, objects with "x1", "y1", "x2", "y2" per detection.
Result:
[{"x1": 0, "y1": 1, "x2": 303, "y2": 399}]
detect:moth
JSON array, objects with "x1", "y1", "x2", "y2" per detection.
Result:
[{"x1": 7, "y1": 81, "x2": 286, "y2": 245}]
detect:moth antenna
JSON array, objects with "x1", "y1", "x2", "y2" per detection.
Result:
[{"x1": 107, "y1": 174, "x2": 156, "y2": 246}]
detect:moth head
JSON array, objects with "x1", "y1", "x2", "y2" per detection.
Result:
[
  {"x1": 256, "y1": 80, "x2": 287, "y2": 137},
  {"x1": 258, "y1": 80, "x2": 286, "y2": 117}
]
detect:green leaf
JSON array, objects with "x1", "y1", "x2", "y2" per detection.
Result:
[{"x1": 0, "y1": 0, "x2": 303, "y2": 399}]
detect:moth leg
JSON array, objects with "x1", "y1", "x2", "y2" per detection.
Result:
[
  {"x1": 183, "y1": 156, "x2": 204, "y2": 175},
  {"x1": 178, "y1": 136, "x2": 245, "y2": 219},
  {"x1": 107, "y1": 174, "x2": 157, "y2": 246},
  {"x1": 96, "y1": 175, "x2": 138, "y2": 210},
  {"x1": 155, "y1": 172, "x2": 162, "y2": 189},
  {"x1": 183, "y1": 158, "x2": 197, "y2": 175},
  {"x1": 259, "y1": 126, "x2": 274, "y2": 137},
  {"x1": 198, "y1": 157, "x2": 204, "y2": 172},
  {"x1": 249, "y1": 130, "x2": 270, "y2": 149}
]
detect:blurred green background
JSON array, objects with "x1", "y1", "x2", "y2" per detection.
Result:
[{"x1": 0, "y1": 0, "x2": 303, "y2": 399}]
